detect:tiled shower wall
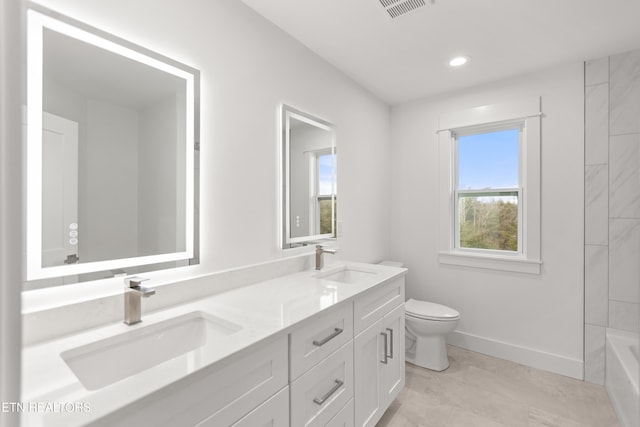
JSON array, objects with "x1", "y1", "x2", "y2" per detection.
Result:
[{"x1": 584, "y1": 49, "x2": 640, "y2": 384}]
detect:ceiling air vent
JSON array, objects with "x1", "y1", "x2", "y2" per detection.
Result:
[{"x1": 379, "y1": 0, "x2": 431, "y2": 19}]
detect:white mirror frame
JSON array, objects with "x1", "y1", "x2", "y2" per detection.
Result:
[
  {"x1": 280, "y1": 104, "x2": 336, "y2": 248},
  {"x1": 26, "y1": 7, "x2": 197, "y2": 280}
]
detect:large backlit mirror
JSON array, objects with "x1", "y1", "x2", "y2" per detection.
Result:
[
  {"x1": 281, "y1": 105, "x2": 336, "y2": 249},
  {"x1": 25, "y1": 6, "x2": 200, "y2": 288}
]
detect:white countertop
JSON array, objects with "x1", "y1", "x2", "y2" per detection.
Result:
[{"x1": 21, "y1": 262, "x2": 406, "y2": 426}]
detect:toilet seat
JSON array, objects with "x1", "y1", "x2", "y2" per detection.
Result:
[{"x1": 405, "y1": 298, "x2": 460, "y2": 321}]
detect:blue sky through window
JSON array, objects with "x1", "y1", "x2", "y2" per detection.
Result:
[
  {"x1": 457, "y1": 128, "x2": 519, "y2": 189},
  {"x1": 318, "y1": 153, "x2": 334, "y2": 195}
]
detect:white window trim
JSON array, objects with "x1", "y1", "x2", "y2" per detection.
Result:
[{"x1": 438, "y1": 97, "x2": 542, "y2": 274}]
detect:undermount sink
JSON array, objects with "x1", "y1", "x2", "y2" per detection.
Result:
[
  {"x1": 316, "y1": 266, "x2": 377, "y2": 284},
  {"x1": 61, "y1": 311, "x2": 242, "y2": 391}
]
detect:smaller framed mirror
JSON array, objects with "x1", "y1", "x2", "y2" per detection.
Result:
[{"x1": 281, "y1": 105, "x2": 337, "y2": 249}]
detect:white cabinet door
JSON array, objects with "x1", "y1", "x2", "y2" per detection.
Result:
[
  {"x1": 381, "y1": 304, "x2": 405, "y2": 408},
  {"x1": 354, "y1": 319, "x2": 384, "y2": 427},
  {"x1": 354, "y1": 302, "x2": 405, "y2": 427},
  {"x1": 231, "y1": 386, "x2": 289, "y2": 427}
]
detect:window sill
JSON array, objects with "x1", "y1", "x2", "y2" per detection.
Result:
[{"x1": 438, "y1": 251, "x2": 541, "y2": 274}]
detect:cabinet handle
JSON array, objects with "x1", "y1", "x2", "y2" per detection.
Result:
[
  {"x1": 380, "y1": 332, "x2": 388, "y2": 364},
  {"x1": 386, "y1": 327, "x2": 394, "y2": 359},
  {"x1": 313, "y1": 327, "x2": 343, "y2": 347},
  {"x1": 313, "y1": 379, "x2": 344, "y2": 405}
]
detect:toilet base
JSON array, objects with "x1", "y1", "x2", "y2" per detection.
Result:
[{"x1": 405, "y1": 333, "x2": 450, "y2": 371}]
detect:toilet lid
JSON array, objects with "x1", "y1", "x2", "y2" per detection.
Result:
[{"x1": 405, "y1": 298, "x2": 460, "y2": 321}]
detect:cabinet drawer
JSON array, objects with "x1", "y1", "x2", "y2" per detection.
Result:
[
  {"x1": 354, "y1": 278, "x2": 404, "y2": 334},
  {"x1": 230, "y1": 386, "x2": 289, "y2": 427},
  {"x1": 326, "y1": 398, "x2": 354, "y2": 427},
  {"x1": 191, "y1": 336, "x2": 288, "y2": 426},
  {"x1": 291, "y1": 341, "x2": 354, "y2": 427},
  {"x1": 290, "y1": 302, "x2": 353, "y2": 380},
  {"x1": 101, "y1": 335, "x2": 288, "y2": 427}
]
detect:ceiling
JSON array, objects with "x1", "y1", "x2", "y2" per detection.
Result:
[{"x1": 240, "y1": 0, "x2": 640, "y2": 105}]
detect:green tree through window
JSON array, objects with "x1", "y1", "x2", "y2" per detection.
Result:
[
  {"x1": 459, "y1": 196, "x2": 518, "y2": 251},
  {"x1": 317, "y1": 153, "x2": 336, "y2": 236},
  {"x1": 456, "y1": 127, "x2": 520, "y2": 252}
]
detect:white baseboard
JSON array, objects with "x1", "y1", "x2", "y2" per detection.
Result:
[{"x1": 447, "y1": 330, "x2": 584, "y2": 380}]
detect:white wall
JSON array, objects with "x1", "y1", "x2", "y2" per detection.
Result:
[
  {"x1": 84, "y1": 99, "x2": 139, "y2": 262},
  {"x1": 138, "y1": 94, "x2": 183, "y2": 255},
  {"x1": 34, "y1": 0, "x2": 391, "y2": 278},
  {"x1": 0, "y1": 0, "x2": 23, "y2": 424},
  {"x1": 390, "y1": 63, "x2": 585, "y2": 378}
]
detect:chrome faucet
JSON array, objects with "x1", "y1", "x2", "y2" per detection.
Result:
[
  {"x1": 124, "y1": 277, "x2": 155, "y2": 325},
  {"x1": 315, "y1": 245, "x2": 337, "y2": 270}
]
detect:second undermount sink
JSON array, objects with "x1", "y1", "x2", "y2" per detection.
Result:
[
  {"x1": 316, "y1": 265, "x2": 378, "y2": 284},
  {"x1": 61, "y1": 311, "x2": 242, "y2": 391}
]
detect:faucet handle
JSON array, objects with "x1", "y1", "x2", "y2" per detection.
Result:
[
  {"x1": 124, "y1": 276, "x2": 149, "y2": 288},
  {"x1": 316, "y1": 244, "x2": 337, "y2": 254},
  {"x1": 124, "y1": 276, "x2": 155, "y2": 297}
]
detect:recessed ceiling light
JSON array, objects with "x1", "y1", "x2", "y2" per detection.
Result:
[{"x1": 449, "y1": 56, "x2": 470, "y2": 67}]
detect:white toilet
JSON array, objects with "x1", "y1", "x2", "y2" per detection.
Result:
[
  {"x1": 377, "y1": 261, "x2": 460, "y2": 372},
  {"x1": 405, "y1": 298, "x2": 460, "y2": 371}
]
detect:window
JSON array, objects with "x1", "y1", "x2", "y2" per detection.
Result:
[
  {"x1": 438, "y1": 98, "x2": 542, "y2": 274},
  {"x1": 316, "y1": 151, "x2": 336, "y2": 236},
  {"x1": 455, "y1": 126, "x2": 521, "y2": 253}
]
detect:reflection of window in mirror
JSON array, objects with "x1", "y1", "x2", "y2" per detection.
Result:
[{"x1": 316, "y1": 151, "x2": 336, "y2": 236}]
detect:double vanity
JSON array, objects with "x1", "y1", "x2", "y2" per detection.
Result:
[
  {"x1": 21, "y1": 5, "x2": 402, "y2": 426},
  {"x1": 22, "y1": 262, "x2": 406, "y2": 426}
]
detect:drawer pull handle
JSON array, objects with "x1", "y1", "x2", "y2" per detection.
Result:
[
  {"x1": 380, "y1": 332, "x2": 388, "y2": 364},
  {"x1": 386, "y1": 327, "x2": 394, "y2": 359},
  {"x1": 313, "y1": 327, "x2": 343, "y2": 347},
  {"x1": 313, "y1": 379, "x2": 344, "y2": 405}
]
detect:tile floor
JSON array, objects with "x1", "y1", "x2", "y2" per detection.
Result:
[{"x1": 377, "y1": 345, "x2": 620, "y2": 427}]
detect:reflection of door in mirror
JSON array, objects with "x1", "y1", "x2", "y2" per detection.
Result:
[{"x1": 41, "y1": 112, "x2": 78, "y2": 268}]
